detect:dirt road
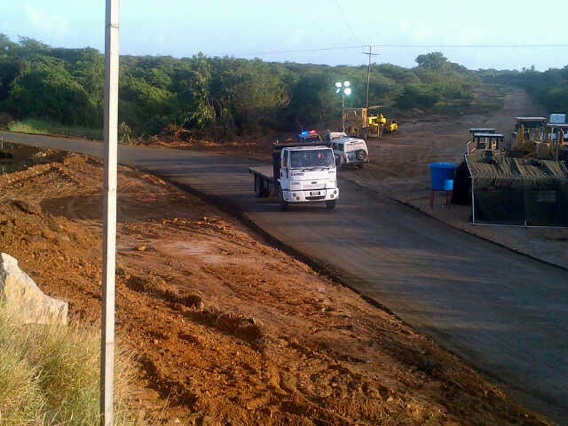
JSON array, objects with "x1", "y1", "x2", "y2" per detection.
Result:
[{"x1": 1, "y1": 89, "x2": 566, "y2": 425}]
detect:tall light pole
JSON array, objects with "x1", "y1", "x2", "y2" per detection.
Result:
[
  {"x1": 335, "y1": 81, "x2": 351, "y2": 133},
  {"x1": 101, "y1": 0, "x2": 120, "y2": 424}
]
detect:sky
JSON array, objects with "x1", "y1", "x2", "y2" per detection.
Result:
[{"x1": 2, "y1": 0, "x2": 568, "y2": 71}]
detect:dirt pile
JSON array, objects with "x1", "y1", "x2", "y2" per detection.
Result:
[{"x1": 0, "y1": 152, "x2": 552, "y2": 425}]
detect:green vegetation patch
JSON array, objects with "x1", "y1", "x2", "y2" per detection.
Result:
[
  {"x1": 0, "y1": 307, "x2": 136, "y2": 425},
  {"x1": 7, "y1": 119, "x2": 103, "y2": 140}
]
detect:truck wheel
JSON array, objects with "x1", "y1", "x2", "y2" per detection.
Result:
[
  {"x1": 356, "y1": 150, "x2": 367, "y2": 161},
  {"x1": 326, "y1": 200, "x2": 336, "y2": 209},
  {"x1": 278, "y1": 189, "x2": 288, "y2": 211},
  {"x1": 254, "y1": 175, "x2": 264, "y2": 197}
]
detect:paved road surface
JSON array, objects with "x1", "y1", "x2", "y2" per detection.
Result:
[{"x1": 4, "y1": 132, "x2": 567, "y2": 423}]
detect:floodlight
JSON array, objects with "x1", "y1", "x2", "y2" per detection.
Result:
[{"x1": 334, "y1": 80, "x2": 353, "y2": 133}]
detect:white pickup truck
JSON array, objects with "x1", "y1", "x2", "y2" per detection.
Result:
[{"x1": 249, "y1": 142, "x2": 339, "y2": 210}]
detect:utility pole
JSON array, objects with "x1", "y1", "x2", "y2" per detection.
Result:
[
  {"x1": 362, "y1": 45, "x2": 379, "y2": 108},
  {"x1": 101, "y1": 0, "x2": 120, "y2": 424}
]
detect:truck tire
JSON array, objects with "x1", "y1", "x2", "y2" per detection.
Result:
[
  {"x1": 326, "y1": 200, "x2": 336, "y2": 209},
  {"x1": 254, "y1": 175, "x2": 264, "y2": 197}
]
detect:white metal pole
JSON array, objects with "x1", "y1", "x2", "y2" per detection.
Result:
[
  {"x1": 341, "y1": 93, "x2": 345, "y2": 133},
  {"x1": 101, "y1": 0, "x2": 120, "y2": 424}
]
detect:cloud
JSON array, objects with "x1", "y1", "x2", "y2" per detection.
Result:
[{"x1": 24, "y1": 4, "x2": 69, "y2": 36}]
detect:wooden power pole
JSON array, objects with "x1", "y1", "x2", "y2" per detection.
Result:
[{"x1": 363, "y1": 45, "x2": 380, "y2": 108}]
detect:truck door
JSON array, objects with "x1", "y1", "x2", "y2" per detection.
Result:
[{"x1": 280, "y1": 150, "x2": 290, "y2": 189}]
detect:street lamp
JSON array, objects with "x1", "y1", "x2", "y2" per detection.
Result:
[{"x1": 335, "y1": 81, "x2": 352, "y2": 133}]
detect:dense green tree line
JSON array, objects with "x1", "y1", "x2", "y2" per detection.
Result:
[
  {"x1": 479, "y1": 66, "x2": 568, "y2": 114},
  {"x1": 0, "y1": 35, "x2": 497, "y2": 139}
]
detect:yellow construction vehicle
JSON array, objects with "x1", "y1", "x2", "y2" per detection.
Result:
[
  {"x1": 511, "y1": 116, "x2": 548, "y2": 157},
  {"x1": 343, "y1": 106, "x2": 398, "y2": 139},
  {"x1": 384, "y1": 116, "x2": 399, "y2": 135}
]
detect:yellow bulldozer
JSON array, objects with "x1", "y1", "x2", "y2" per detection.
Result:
[{"x1": 343, "y1": 106, "x2": 398, "y2": 139}]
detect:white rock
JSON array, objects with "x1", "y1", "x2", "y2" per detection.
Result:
[{"x1": 0, "y1": 253, "x2": 68, "y2": 325}]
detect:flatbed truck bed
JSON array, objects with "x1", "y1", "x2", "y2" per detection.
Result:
[{"x1": 249, "y1": 165, "x2": 275, "y2": 197}]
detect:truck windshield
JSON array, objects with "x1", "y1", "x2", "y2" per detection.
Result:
[{"x1": 290, "y1": 149, "x2": 335, "y2": 169}]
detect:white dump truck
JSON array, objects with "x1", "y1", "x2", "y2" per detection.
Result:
[{"x1": 249, "y1": 141, "x2": 339, "y2": 210}]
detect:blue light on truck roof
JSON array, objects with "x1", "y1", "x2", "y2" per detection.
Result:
[{"x1": 301, "y1": 131, "x2": 309, "y2": 136}]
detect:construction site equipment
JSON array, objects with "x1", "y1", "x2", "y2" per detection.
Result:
[
  {"x1": 343, "y1": 106, "x2": 398, "y2": 139},
  {"x1": 468, "y1": 128, "x2": 495, "y2": 137},
  {"x1": 546, "y1": 121, "x2": 568, "y2": 161},
  {"x1": 511, "y1": 116, "x2": 548, "y2": 156},
  {"x1": 467, "y1": 133, "x2": 505, "y2": 156},
  {"x1": 452, "y1": 120, "x2": 568, "y2": 226}
]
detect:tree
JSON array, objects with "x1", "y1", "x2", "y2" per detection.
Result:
[
  {"x1": 0, "y1": 33, "x2": 19, "y2": 55},
  {"x1": 209, "y1": 57, "x2": 290, "y2": 134},
  {"x1": 0, "y1": 35, "x2": 524, "y2": 137},
  {"x1": 7, "y1": 57, "x2": 98, "y2": 126},
  {"x1": 0, "y1": 57, "x2": 21, "y2": 102},
  {"x1": 395, "y1": 84, "x2": 439, "y2": 110},
  {"x1": 119, "y1": 73, "x2": 176, "y2": 134},
  {"x1": 415, "y1": 52, "x2": 448, "y2": 70}
]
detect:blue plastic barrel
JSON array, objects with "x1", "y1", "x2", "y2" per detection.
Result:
[
  {"x1": 443, "y1": 179, "x2": 454, "y2": 191},
  {"x1": 429, "y1": 162, "x2": 457, "y2": 191}
]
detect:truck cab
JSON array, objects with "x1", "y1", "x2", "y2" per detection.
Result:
[{"x1": 275, "y1": 144, "x2": 338, "y2": 210}]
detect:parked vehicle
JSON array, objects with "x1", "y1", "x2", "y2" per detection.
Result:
[
  {"x1": 298, "y1": 129, "x2": 323, "y2": 143},
  {"x1": 249, "y1": 142, "x2": 339, "y2": 210},
  {"x1": 327, "y1": 132, "x2": 369, "y2": 168}
]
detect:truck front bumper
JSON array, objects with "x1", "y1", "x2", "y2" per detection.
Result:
[{"x1": 283, "y1": 188, "x2": 339, "y2": 203}]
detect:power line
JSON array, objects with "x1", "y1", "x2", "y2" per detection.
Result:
[
  {"x1": 216, "y1": 44, "x2": 364, "y2": 57},
  {"x1": 333, "y1": 0, "x2": 359, "y2": 43},
  {"x1": 369, "y1": 43, "x2": 568, "y2": 49},
  {"x1": 221, "y1": 43, "x2": 568, "y2": 58}
]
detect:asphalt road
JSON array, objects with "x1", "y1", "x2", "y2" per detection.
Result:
[{"x1": 4, "y1": 132, "x2": 567, "y2": 423}]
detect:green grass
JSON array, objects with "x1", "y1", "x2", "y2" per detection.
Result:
[
  {"x1": 7, "y1": 119, "x2": 103, "y2": 141},
  {"x1": 0, "y1": 307, "x2": 137, "y2": 425}
]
